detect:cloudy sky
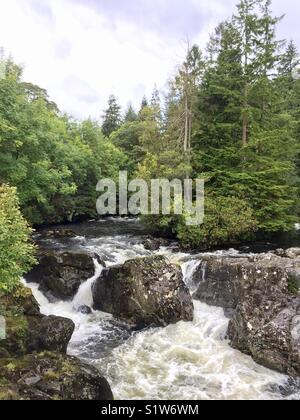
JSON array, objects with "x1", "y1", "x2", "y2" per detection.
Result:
[{"x1": 0, "y1": 0, "x2": 299, "y2": 119}]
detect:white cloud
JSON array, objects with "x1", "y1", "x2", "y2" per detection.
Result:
[{"x1": 0, "y1": 0, "x2": 298, "y2": 119}]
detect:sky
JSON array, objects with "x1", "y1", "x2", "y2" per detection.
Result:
[{"x1": 0, "y1": 0, "x2": 299, "y2": 120}]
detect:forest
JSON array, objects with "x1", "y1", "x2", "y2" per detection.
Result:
[{"x1": 1, "y1": 0, "x2": 300, "y2": 291}]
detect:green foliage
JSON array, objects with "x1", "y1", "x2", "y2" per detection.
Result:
[
  {"x1": 0, "y1": 59, "x2": 127, "y2": 225},
  {"x1": 0, "y1": 185, "x2": 36, "y2": 294},
  {"x1": 1, "y1": 0, "x2": 300, "y2": 252},
  {"x1": 177, "y1": 197, "x2": 257, "y2": 249}
]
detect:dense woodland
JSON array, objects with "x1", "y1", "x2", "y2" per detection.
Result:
[{"x1": 1, "y1": 0, "x2": 300, "y2": 291}]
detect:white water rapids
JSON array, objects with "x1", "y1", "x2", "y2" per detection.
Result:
[{"x1": 25, "y1": 219, "x2": 300, "y2": 400}]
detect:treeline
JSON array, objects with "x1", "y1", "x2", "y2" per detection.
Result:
[
  {"x1": 103, "y1": 0, "x2": 300, "y2": 248},
  {"x1": 0, "y1": 0, "x2": 300, "y2": 250},
  {"x1": 0, "y1": 58, "x2": 126, "y2": 225}
]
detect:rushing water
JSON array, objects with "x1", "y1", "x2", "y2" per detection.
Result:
[{"x1": 26, "y1": 218, "x2": 300, "y2": 400}]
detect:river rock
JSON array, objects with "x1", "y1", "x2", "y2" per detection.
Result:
[
  {"x1": 192, "y1": 256, "x2": 251, "y2": 309},
  {"x1": 0, "y1": 352, "x2": 113, "y2": 400},
  {"x1": 75, "y1": 305, "x2": 92, "y2": 315},
  {"x1": 142, "y1": 237, "x2": 170, "y2": 251},
  {"x1": 25, "y1": 251, "x2": 95, "y2": 301},
  {"x1": 40, "y1": 228, "x2": 76, "y2": 239},
  {"x1": 0, "y1": 284, "x2": 74, "y2": 357},
  {"x1": 92, "y1": 256, "x2": 194, "y2": 328},
  {"x1": 228, "y1": 292, "x2": 300, "y2": 377},
  {"x1": 191, "y1": 253, "x2": 300, "y2": 376},
  {"x1": 0, "y1": 283, "x2": 113, "y2": 400}
]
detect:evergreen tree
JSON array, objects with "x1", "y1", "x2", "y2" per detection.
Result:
[
  {"x1": 279, "y1": 41, "x2": 300, "y2": 79},
  {"x1": 102, "y1": 95, "x2": 122, "y2": 137},
  {"x1": 124, "y1": 103, "x2": 138, "y2": 123},
  {"x1": 138, "y1": 95, "x2": 148, "y2": 117}
]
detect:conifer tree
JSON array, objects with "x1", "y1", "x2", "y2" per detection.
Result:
[{"x1": 102, "y1": 95, "x2": 122, "y2": 137}]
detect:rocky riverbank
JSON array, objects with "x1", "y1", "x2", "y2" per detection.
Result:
[
  {"x1": 3, "y1": 218, "x2": 300, "y2": 400},
  {"x1": 0, "y1": 283, "x2": 113, "y2": 400},
  {"x1": 191, "y1": 249, "x2": 300, "y2": 377}
]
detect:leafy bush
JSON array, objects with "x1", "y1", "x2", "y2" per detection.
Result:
[
  {"x1": 176, "y1": 196, "x2": 257, "y2": 249},
  {"x1": 0, "y1": 185, "x2": 36, "y2": 294}
]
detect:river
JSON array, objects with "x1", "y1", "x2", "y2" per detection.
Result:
[{"x1": 25, "y1": 218, "x2": 300, "y2": 400}]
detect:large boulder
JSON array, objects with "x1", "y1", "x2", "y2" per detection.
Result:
[
  {"x1": 93, "y1": 256, "x2": 194, "y2": 328},
  {"x1": 227, "y1": 257, "x2": 300, "y2": 377},
  {"x1": 0, "y1": 284, "x2": 74, "y2": 357},
  {"x1": 0, "y1": 352, "x2": 113, "y2": 400},
  {"x1": 192, "y1": 256, "x2": 251, "y2": 309},
  {"x1": 190, "y1": 253, "x2": 300, "y2": 376},
  {"x1": 25, "y1": 251, "x2": 95, "y2": 301},
  {"x1": 0, "y1": 284, "x2": 114, "y2": 400}
]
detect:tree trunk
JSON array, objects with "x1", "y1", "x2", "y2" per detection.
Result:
[{"x1": 242, "y1": 109, "x2": 248, "y2": 147}]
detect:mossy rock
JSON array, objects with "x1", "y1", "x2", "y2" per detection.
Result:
[
  {"x1": 0, "y1": 284, "x2": 40, "y2": 317},
  {"x1": 93, "y1": 256, "x2": 194, "y2": 327},
  {"x1": 0, "y1": 284, "x2": 74, "y2": 357},
  {"x1": 0, "y1": 352, "x2": 113, "y2": 400}
]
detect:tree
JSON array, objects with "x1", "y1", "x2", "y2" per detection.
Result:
[
  {"x1": 278, "y1": 40, "x2": 299, "y2": 79},
  {"x1": 139, "y1": 96, "x2": 148, "y2": 117},
  {"x1": 0, "y1": 185, "x2": 36, "y2": 294},
  {"x1": 234, "y1": 0, "x2": 283, "y2": 146},
  {"x1": 164, "y1": 45, "x2": 205, "y2": 176},
  {"x1": 124, "y1": 103, "x2": 138, "y2": 123},
  {"x1": 102, "y1": 95, "x2": 122, "y2": 137},
  {"x1": 0, "y1": 55, "x2": 127, "y2": 224},
  {"x1": 150, "y1": 86, "x2": 162, "y2": 124}
]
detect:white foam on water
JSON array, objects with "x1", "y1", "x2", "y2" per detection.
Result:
[
  {"x1": 24, "y1": 223, "x2": 300, "y2": 401},
  {"x1": 73, "y1": 258, "x2": 103, "y2": 309},
  {"x1": 100, "y1": 301, "x2": 294, "y2": 401},
  {"x1": 181, "y1": 260, "x2": 202, "y2": 293}
]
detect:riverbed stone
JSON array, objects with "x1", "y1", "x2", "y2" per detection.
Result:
[
  {"x1": 93, "y1": 256, "x2": 194, "y2": 328},
  {"x1": 0, "y1": 352, "x2": 113, "y2": 400},
  {"x1": 25, "y1": 251, "x2": 95, "y2": 301}
]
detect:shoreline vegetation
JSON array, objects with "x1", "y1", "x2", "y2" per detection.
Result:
[{"x1": 0, "y1": 0, "x2": 300, "y2": 252}]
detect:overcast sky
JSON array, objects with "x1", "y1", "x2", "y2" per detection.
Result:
[{"x1": 0, "y1": 0, "x2": 299, "y2": 119}]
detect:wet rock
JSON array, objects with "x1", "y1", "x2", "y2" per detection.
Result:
[
  {"x1": 26, "y1": 316, "x2": 75, "y2": 355},
  {"x1": 0, "y1": 284, "x2": 74, "y2": 357},
  {"x1": 192, "y1": 256, "x2": 250, "y2": 309},
  {"x1": 40, "y1": 229, "x2": 76, "y2": 239},
  {"x1": 191, "y1": 253, "x2": 300, "y2": 376},
  {"x1": 25, "y1": 251, "x2": 95, "y2": 301},
  {"x1": 0, "y1": 352, "x2": 113, "y2": 400},
  {"x1": 75, "y1": 305, "x2": 92, "y2": 315},
  {"x1": 93, "y1": 256, "x2": 194, "y2": 328},
  {"x1": 142, "y1": 237, "x2": 170, "y2": 251},
  {"x1": 0, "y1": 284, "x2": 113, "y2": 400},
  {"x1": 274, "y1": 249, "x2": 286, "y2": 257}
]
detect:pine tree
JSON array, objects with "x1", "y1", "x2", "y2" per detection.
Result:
[
  {"x1": 102, "y1": 95, "x2": 122, "y2": 138},
  {"x1": 279, "y1": 40, "x2": 300, "y2": 79},
  {"x1": 139, "y1": 96, "x2": 148, "y2": 115},
  {"x1": 124, "y1": 103, "x2": 138, "y2": 123}
]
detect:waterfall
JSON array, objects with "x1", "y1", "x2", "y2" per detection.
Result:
[
  {"x1": 72, "y1": 258, "x2": 103, "y2": 309},
  {"x1": 181, "y1": 259, "x2": 202, "y2": 294}
]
